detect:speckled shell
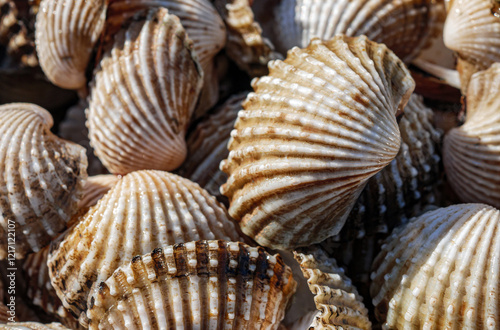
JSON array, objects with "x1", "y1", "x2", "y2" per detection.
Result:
[
  {"x1": 48, "y1": 170, "x2": 247, "y2": 325},
  {"x1": 371, "y1": 204, "x2": 500, "y2": 329},
  {"x1": 87, "y1": 240, "x2": 296, "y2": 329},
  {"x1": 273, "y1": 0, "x2": 445, "y2": 62},
  {"x1": 0, "y1": 103, "x2": 87, "y2": 259},
  {"x1": 220, "y1": 35, "x2": 415, "y2": 249},
  {"x1": 443, "y1": 63, "x2": 500, "y2": 208},
  {"x1": 35, "y1": 0, "x2": 106, "y2": 89},
  {"x1": 78, "y1": 175, "x2": 120, "y2": 209},
  {"x1": 87, "y1": 8, "x2": 204, "y2": 175},
  {"x1": 1, "y1": 323, "x2": 69, "y2": 330}
]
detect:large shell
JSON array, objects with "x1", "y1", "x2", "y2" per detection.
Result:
[
  {"x1": 272, "y1": 0, "x2": 445, "y2": 62},
  {"x1": 87, "y1": 240, "x2": 296, "y2": 329},
  {"x1": 48, "y1": 170, "x2": 247, "y2": 325},
  {"x1": 78, "y1": 175, "x2": 120, "y2": 209},
  {"x1": 35, "y1": 0, "x2": 106, "y2": 89},
  {"x1": 220, "y1": 35, "x2": 415, "y2": 249},
  {"x1": 0, "y1": 103, "x2": 87, "y2": 259},
  {"x1": 443, "y1": 63, "x2": 500, "y2": 208},
  {"x1": 370, "y1": 204, "x2": 500, "y2": 329},
  {"x1": 87, "y1": 8, "x2": 204, "y2": 175}
]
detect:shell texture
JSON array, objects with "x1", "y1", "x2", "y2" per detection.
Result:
[
  {"x1": 443, "y1": 63, "x2": 500, "y2": 208},
  {"x1": 0, "y1": 323, "x2": 69, "y2": 329},
  {"x1": 273, "y1": 0, "x2": 445, "y2": 62},
  {"x1": 78, "y1": 174, "x2": 120, "y2": 209},
  {"x1": 370, "y1": 203, "x2": 500, "y2": 329},
  {"x1": 87, "y1": 240, "x2": 296, "y2": 329},
  {"x1": 48, "y1": 170, "x2": 247, "y2": 325},
  {"x1": 220, "y1": 35, "x2": 415, "y2": 249},
  {"x1": 87, "y1": 8, "x2": 204, "y2": 175},
  {"x1": 0, "y1": 302, "x2": 9, "y2": 323},
  {"x1": 0, "y1": 103, "x2": 87, "y2": 259}
]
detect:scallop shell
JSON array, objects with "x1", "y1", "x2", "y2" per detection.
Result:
[
  {"x1": 0, "y1": 103, "x2": 87, "y2": 259},
  {"x1": 87, "y1": 8, "x2": 204, "y2": 175},
  {"x1": 370, "y1": 204, "x2": 500, "y2": 329},
  {"x1": 272, "y1": 0, "x2": 445, "y2": 62},
  {"x1": 443, "y1": 63, "x2": 500, "y2": 208},
  {"x1": 48, "y1": 170, "x2": 247, "y2": 325},
  {"x1": 1, "y1": 323, "x2": 69, "y2": 330},
  {"x1": 220, "y1": 35, "x2": 415, "y2": 249},
  {"x1": 35, "y1": 0, "x2": 106, "y2": 89},
  {"x1": 78, "y1": 175, "x2": 120, "y2": 209},
  {"x1": 87, "y1": 240, "x2": 296, "y2": 329}
]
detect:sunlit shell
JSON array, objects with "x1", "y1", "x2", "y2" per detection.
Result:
[
  {"x1": 371, "y1": 204, "x2": 500, "y2": 329},
  {"x1": 0, "y1": 103, "x2": 87, "y2": 259},
  {"x1": 220, "y1": 35, "x2": 415, "y2": 249},
  {"x1": 1, "y1": 323, "x2": 69, "y2": 329},
  {"x1": 78, "y1": 174, "x2": 120, "y2": 209},
  {"x1": 443, "y1": 63, "x2": 500, "y2": 208},
  {"x1": 87, "y1": 8, "x2": 204, "y2": 175},
  {"x1": 87, "y1": 240, "x2": 296, "y2": 329},
  {"x1": 48, "y1": 170, "x2": 247, "y2": 325},
  {"x1": 35, "y1": 0, "x2": 106, "y2": 89}
]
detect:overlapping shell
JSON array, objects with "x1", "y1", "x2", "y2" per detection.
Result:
[
  {"x1": 371, "y1": 204, "x2": 500, "y2": 329},
  {"x1": 0, "y1": 103, "x2": 87, "y2": 259},
  {"x1": 87, "y1": 240, "x2": 296, "y2": 329},
  {"x1": 78, "y1": 175, "x2": 120, "y2": 209},
  {"x1": 87, "y1": 8, "x2": 204, "y2": 175},
  {"x1": 220, "y1": 35, "x2": 415, "y2": 249}
]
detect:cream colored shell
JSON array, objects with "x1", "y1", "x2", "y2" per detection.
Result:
[
  {"x1": 78, "y1": 174, "x2": 121, "y2": 209},
  {"x1": 1, "y1": 323, "x2": 69, "y2": 330}
]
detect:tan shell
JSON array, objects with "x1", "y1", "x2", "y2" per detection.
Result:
[
  {"x1": 371, "y1": 204, "x2": 500, "y2": 329},
  {"x1": 0, "y1": 302, "x2": 10, "y2": 323},
  {"x1": 220, "y1": 35, "x2": 415, "y2": 249},
  {"x1": 78, "y1": 175, "x2": 121, "y2": 209},
  {"x1": 48, "y1": 170, "x2": 247, "y2": 326},
  {"x1": 35, "y1": 0, "x2": 106, "y2": 89},
  {"x1": 0, "y1": 323, "x2": 69, "y2": 330},
  {"x1": 443, "y1": 63, "x2": 500, "y2": 208},
  {"x1": 0, "y1": 103, "x2": 87, "y2": 259},
  {"x1": 87, "y1": 8, "x2": 204, "y2": 175}
]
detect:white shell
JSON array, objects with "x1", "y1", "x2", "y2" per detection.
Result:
[{"x1": 78, "y1": 175, "x2": 121, "y2": 209}]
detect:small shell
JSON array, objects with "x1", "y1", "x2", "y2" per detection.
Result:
[
  {"x1": 0, "y1": 103, "x2": 87, "y2": 259},
  {"x1": 87, "y1": 240, "x2": 296, "y2": 329},
  {"x1": 0, "y1": 302, "x2": 9, "y2": 322},
  {"x1": 370, "y1": 204, "x2": 500, "y2": 329},
  {"x1": 87, "y1": 8, "x2": 204, "y2": 175},
  {"x1": 1, "y1": 323, "x2": 69, "y2": 330},
  {"x1": 220, "y1": 35, "x2": 415, "y2": 249},
  {"x1": 78, "y1": 175, "x2": 121, "y2": 209}
]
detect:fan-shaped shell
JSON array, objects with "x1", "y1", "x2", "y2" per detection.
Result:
[
  {"x1": 1, "y1": 323, "x2": 69, "y2": 329},
  {"x1": 443, "y1": 63, "x2": 500, "y2": 208},
  {"x1": 87, "y1": 8, "x2": 204, "y2": 175},
  {"x1": 87, "y1": 240, "x2": 296, "y2": 329},
  {"x1": 220, "y1": 35, "x2": 415, "y2": 249},
  {"x1": 78, "y1": 175, "x2": 120, "y2": 209},
  {"x1": 0, "y1": 103, "x2": 87, "y2": 259},
  {"x1": 371, "y1": 204, "x2": 500, "y2": 329}
]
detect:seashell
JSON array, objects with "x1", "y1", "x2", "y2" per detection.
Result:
[
  {"x1": 35, "y1": 0, "x2": 106, "y2": 89},
  {"x1": 272, "y1": 0, "x2": 445, "y2": 62},
  {"x1": 0, "y1": 302, "x2": 10, "y2": 323},
  {"x1": 1, "y1": 323, "x2": 69, "y2": 329},
  {"x1": 87, "y1": 240, "x2": 296, "y2": 329},
  {"x1": 78, "y1": 174, "x2": 120, "y2": 209},
  {"x1": 0, "y1": 103, "x2": 87, "y2": 259},
  {"x1": 370, "y1": 203, "x2": 500, "y2": 329},
  {"x1": 48, "y1": 170, "x2": 247, "y2": 325},
  {"x1": 220, "y1": 35, "x2": 415, "y2": 249}
]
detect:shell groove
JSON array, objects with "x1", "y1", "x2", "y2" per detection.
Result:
[
  {"x1": 220, "y1": 35, "x2": 415, "y2": 249},
  {"x1": 0, "y1": 103, "x2": 87, "y2": 259},
  {"x1": 87, "y1": 240, "x2": 296, "y2": 329},
  {"x1": 78, "y1": 174, "x2": 121, "y2": 209}
]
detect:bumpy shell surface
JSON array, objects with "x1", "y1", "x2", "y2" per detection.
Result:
[
  {"x1": 35, "y1": 0, "x2": 106, "y2": 89},
  {"x1": 87, "y1": 8, "x2": 204, "y2": 175},
  {"x1": 78, "y1": 175, "x2": 120, "y2": 209},
  {"x1": 220, "y1": 35, "x2": 415, "y2": 249},
  {"x1": 0, "y1": 103, "x2": 87, "y2": 259},
  {"x1": 443, "y1": 63, "x2": 500, "y2": 208},
  {"x1": 273, "y1": 0, "x2": 445, "y2": 62},
  {"x1": 1, "y1": 323, "x2": 69, "y2": 329},
  {"x1": 87, "y1": 240, "x2": 296, "y2": 329},
  {"x1": 371, "y1": 204, "x2": 500, "y2": 329},
  {"x1": 48, "y1": 170, "x2": 246, "y2": 324}
]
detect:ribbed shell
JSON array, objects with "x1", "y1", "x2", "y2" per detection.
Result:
[
  {"x1": 0, "y1": 302, "x2": 9, "y2": 322},
  {"x1": 78, "y1": 175, "x2": 120, "y2": 209},
  {"x1": 220, "y1": 35, "x2": 415, "y2": 249},
  {"x1": 1, "y1": 323, "x2": 69, "y2": 330},
  {"x1": 35, "y1": 0, "x2": 106, "y2": 89},
  {"x1": 48, "y1": 170, "x2": 247, "y2": 325},
  {"x1": 370, "y1": 204, "x2": 500, "y2": 329},
  {"x1": 443, "y1": 63, "x2": 500, "y2": 208},
  {"x1": 87, "y1": 8, "x2": 204, "y2": 175},
  {"x1": 0, "y1": 103, "x2": 87, "y2": 259},
  {"x1": 273, "y1": 0, "x2": 445, "y2": 62}
]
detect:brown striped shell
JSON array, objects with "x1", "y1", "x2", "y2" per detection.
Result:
[
  {"x1": 78, "y1": 174, "x2": 120, "y2": 209},
  {"x1": 0, "y1": 302, "x2": 10, "y2": 323}
]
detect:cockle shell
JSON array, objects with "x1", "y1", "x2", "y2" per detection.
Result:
[
  {"x1": 78, "y1": 175, "x2": 120, "y2": 209},
  {"x1": 370, "y1": 204, "x2": 500, "y2": 329},
  {"x1": 0, "y1": 323, "x2": 69, "y2": 329},
  {"x1": 0, "y1": 103, "x2": 87, "y2": 259},
  {"x1": 48, "y1": 170, "x2": 247, "y2": 325},
  {"x1": 443, "y1": 63, "x2": 500, "y2": 208},
  {"x1": 220, "y1": 35, "x2": 415, "y2": 249},
  {"x1": 86, "y1": 240, "x2": 296, "y2": 329},
  {"x1": 87, "y1": 8, "x2": 204, "y2": 175}
]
